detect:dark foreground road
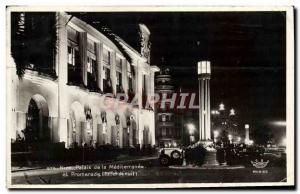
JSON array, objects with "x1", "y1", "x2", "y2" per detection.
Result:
[{"x1": 11, "y1": 158, "x2": 286, "y2": 185}]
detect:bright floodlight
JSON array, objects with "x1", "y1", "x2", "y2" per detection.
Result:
[
  {"x1": 197, "y1": 61, "x2": 211, "y2": 75},
  {"x1": 213, "y1": 130, "x2": 219, "y2": 138},
  {"x1": 230, "y1": 108, "x2": 235, "y2": 116},
  {"x1": 248, "y1": 140, "x2": 254, "y2": 145},
  {"x1": 245, "y1": 124, "x2": 250, "y2": 129},
  {"x1": 271, "y1": 121, "x2": 286, "y2": 127},
  {"x1": 187, "y1": 123, "x2": 195, "y2": 135},
  {"x1": 219, "y1": 103, "x2": 225, "y2": 111}
]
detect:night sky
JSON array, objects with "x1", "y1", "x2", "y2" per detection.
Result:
[{"x1": 74, "y1": 12, "x2": 286, "y2": 140}]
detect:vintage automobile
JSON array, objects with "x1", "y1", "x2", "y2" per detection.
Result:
[{"x1": 158, "y1": 147, "x2": 184, "y2": 166}]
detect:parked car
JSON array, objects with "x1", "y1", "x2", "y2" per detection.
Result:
[{"x1": 158, "y1": 147, "x2": 184, "y2": 166}]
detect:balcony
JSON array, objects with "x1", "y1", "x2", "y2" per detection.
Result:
[
  {"x1": 155, "y1": 84, "x2": 174, "y2": 91},
  {"x1": 155, "y1": 76, "x2": 172, "y2": 83}
]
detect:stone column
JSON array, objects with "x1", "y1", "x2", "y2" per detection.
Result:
[
  {"x1": 95, "y1": 42, "x2": 104, "y2": 91},
  {"x1": 57, "y1": 12, "x2": 68, "y2": 146},
  {"x1": 110, "y1": 51, "x2": 117, "y2": 95},
  {"x1": 79, "y1": 32, "x2": 87, "y2": 86},
  {"x1": 129, "y1": 122, "x2": 133, "y2": 147},
  {"x1": 67, "y1": 119, "x2": 72, "y2": 147},
  {"x1": 122, "y1": 60, "x2": 129, "y2": 96}
]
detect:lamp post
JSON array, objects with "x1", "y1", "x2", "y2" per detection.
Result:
[
  {"x1": 187, "y1": 123, "x2": 195, "y2": 145},
  {"x1": 101, "y1": 112, "x2": 107, "y2": 145},
  {"x1": 228, "y1": 134, "x2": 233, "y2": 144},
  {"x1": 213, "y1": 130, "x2": 219, "y2": 143},
  {"x1": 229, "y1": 108, "x2": 235, "y2": 116},
  {"x1": 219, "y1": 103, "x2": 225, "y2": 111},
  {"x1": 245, "y1": 124, "x2": 250, "y2": 144},
  {"x1": 126, "y1": 116, "x2": 131, "y2": 148}
]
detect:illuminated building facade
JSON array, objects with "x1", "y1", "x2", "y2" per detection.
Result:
[{"x1": 8, "y1": 12, "x2": 159, "y2": 148}]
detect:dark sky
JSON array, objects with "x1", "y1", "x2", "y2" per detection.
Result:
[{"x1": 74, "y1": 12, "x2": 286, "y2": 134}]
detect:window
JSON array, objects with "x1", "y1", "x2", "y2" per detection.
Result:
[
  {"x1": 103, "y1": 48, "x2": 110, "y2": 65},
  {"x1": 161, "y1": 127, "x2": 166, "y2": 136},
  {"x1": 87, "y1": 55, "x2": 98, "y2": 91},
  {"x1": 87, "y1": 57, "x2": 92, "y2": 73},
  {"x1": 166, "y1": 128, "x2": 170, "y2": 136},
  {"x1": 67, "y1": 32, "x2": 81, "y2": 86},
  {"x1": 127, "y1": 63, "x2": 133, "y2": 92},
  {"x1": 116, "y1": 57, "x2": 122, "y2": 69},
  {"x1": 87, "y1": 56, "x2": 96, "y2": 74},
  {"x1": 68, "y1": 46, "x2": 75, "y2": 66},
  {"x1": 102, "y1": 47, "x2": 112, "y2": 93},
  {"x1": 128, "y1": 77, "x2": 133, "y2": 91},
  {"x1": 162, "y1": 114, "x2": 166, "y2": 122},
  {"x1": 116, "y1": 72, "x2": 122, "y2": 86},
  {"x1": 166, "y1": 115, "x2": 169, "y2": 121},
  {"x1": 116, "y1": 71, "x2": 123, "y2": 93},
  {"x1": 116, "y1": 57, "x2": 123, "y2": 93},
  {"x1": 87, "y1": 39, "x2": 96, "y2": 75},
  {"x1": 103, "y1": 67, "x2": 110, "y2": 80},
  {"x1": 103, "y1": 66, "x2": 112, "y2": 93}
]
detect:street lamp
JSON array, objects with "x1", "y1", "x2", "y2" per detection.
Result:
[
  {"x1": 229, "y1": 108, "x2": 235, "y2": 116},
  {"x1": 211, "y1": 110, "x2": 220, "y2": 115},
  {"x1": 187, "y1": 123, "x2": 195, "y2": 135},
  {"x1": 213, "y1": 130, "x2": 219, "y2": 142},
  {"x1": 219, "y1": 103, "x2": 225, "y2": 111},
  {"x1": 228, "y1": 134, "x2": 233, "y2": 144},
  {"x1": 187, "y1": 123, "x2": 195, "y2": 145},
  {"x1": 248, "y1": 140, "x2": 254, "y2": 145}
]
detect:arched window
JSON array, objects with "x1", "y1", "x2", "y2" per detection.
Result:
[{"x1": 25, "y1": 99, "x2": 40, "y2": 142}]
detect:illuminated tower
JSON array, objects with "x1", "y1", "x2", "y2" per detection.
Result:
[
  {"x1": 198, "y1": 61, "x2": 211, "y2": 141},
  {"x1": 155, "y1": 67, "x2": 179, "y2": 147},
  {"x1": 245, "y1": 124, "x2": 250, "y2": 143}
]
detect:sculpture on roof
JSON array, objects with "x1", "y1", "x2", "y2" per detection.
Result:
[{"x1": 139, "y1": 24, "x2": 151, "y2": 63}]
